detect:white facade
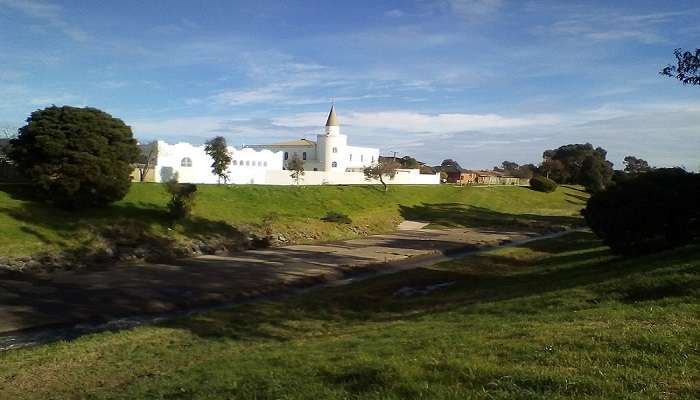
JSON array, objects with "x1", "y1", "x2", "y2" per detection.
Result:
[
  {"x1": 153, "y1": 141, "x2": 283, "y2": 184},
  {"x1": 247, "y1": 105, "x2": 379, "y2": 173},
  {"x1": 148, "y1": 106, "x2": 439, "y2": 186}
]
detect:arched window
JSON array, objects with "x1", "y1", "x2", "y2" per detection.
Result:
[
  {"x1": 331, "y1": 161, "x2": 337, "y2": 168},
  {"x1": 232, "y1": 160, "x2": 238, "y2": 166},
  {"x1": 257, "y1": 161, "x2": 262, "y2": 166},
  {"x1": 263, "y1": 161, "x2": 268, "y2": 167},
  {"x1": 332, "y1": 147, "x2": 338, "y2": 153},
  {"x1": 371, "y1": 156, "x2": 375, "y2": 163},
  {"x1": 349, "y1": 154, "x2": 352, "y2": 161},
  {"x1": 181, "y1": 157, "x2": 192, "y2": 167},
  {"x1": 360, "y1": 155, "x2": 364, "y2": 162},
  {"x1": 284, "y1": 152, "x2": 289, "y2": 160},
  {"x1": 302, "y1": 152, "x2": 307, "y2": 160},
  {"x1": 245, "y1": 160, "x2": 250, "y2": 166}
]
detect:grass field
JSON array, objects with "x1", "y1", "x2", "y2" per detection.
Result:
[
  {"x1": 1, "y1": 232, "x2": 698, "y2": 399},
  {"x1": 0, "y1": 183, "x2": 587, "y2": 258}
]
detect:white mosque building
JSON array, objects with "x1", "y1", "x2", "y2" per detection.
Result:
[{"x1": 147, "y1": 105, "x2": 439, "y2": 185}]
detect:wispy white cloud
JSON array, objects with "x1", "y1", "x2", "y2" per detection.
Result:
[
  {"x1": 129, "y1": 101, "x2": 700, "y2": 170},
  {"x1": 273, "y1": 111, "x2": 559, "y2": 132},
  {"x1": 446, "y1": 0, "x2": 504, "y2": 18},
  {"x1": 545, "y1": 8, "x2": 700, "y2": 45},
  {"x1": 0, "y1": 0, "x2": 88, "y2": 42},
  {"x1": 95, "y1": 80, "x2": 128, "y2": 89}
]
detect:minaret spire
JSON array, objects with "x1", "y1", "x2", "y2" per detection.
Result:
[{"x1": 325, "y1": 103, "x2": 339, "y2": 127}]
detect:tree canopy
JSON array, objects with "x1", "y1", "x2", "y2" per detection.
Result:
[
  {"x1": 398, "y1": 155, "x2": 420, "y2": 169},
  {"x1": 9, "y1": 106, "x2": 139, "y2": 208},
  {"x1": 440, "y1": 159, "x2": 462, "y2": 169},
  {"x1": 364, "y1": 159, "x2": 400, "y2": 191},
  {"x1": 204, "y1": 136, "x2": 232, "y2": 184},
  {"x1": 661, "y1": 48, "x2": 700, "y2": 86},
  {"x1": 623, "y1": 156, "x2": 653, "y2": 174},
  {"x1": 584, "y1": 168, "x2": 700, "y2": 254},
  {"x1": 542, "y1": 143, "x2": 613, "y2": 192}
]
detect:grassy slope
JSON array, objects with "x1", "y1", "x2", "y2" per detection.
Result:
[
  {"x1": 0, "y1": 183, "x2": 586, "y2": 257},
  {"x1": 1, "y1": 232, "x2": 698, "y2": 399}
]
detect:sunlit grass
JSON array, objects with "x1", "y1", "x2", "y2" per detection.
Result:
[{"x1": 1, "y1": 232, "x2": 697, "y2": 399}]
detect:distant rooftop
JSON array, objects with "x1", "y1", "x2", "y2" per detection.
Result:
[{"x1": 269, "y1": 139, "x2": 316, "y2": 146}]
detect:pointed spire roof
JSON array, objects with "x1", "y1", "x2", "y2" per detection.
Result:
[{"x1": 325, "y1": 104, "x2": 339, "y2": 127}]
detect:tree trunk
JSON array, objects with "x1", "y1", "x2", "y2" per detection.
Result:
[{"x1": 380, "y1": 175, "x2": 387, "y2": 191}]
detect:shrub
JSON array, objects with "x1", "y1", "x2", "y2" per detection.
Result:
[
  {"x1": 529, "y1": 175, "x2": 558, "y2": 193},
  {"x1": 164, "y1": 180, "x2": 198, "y2": 221},
  {"x1": 583, "y1": 168, "x2": 700, "y2": 254},
  {"x1": 8, "y1": 106, "x2": 139, "y2": 208},
  {"x1": 321, "y1": 211, "x2": 352, "y2": 224}
]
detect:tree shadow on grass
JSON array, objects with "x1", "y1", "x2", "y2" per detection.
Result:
[
  {"x1": 162, "y1": 232, "x2": 700, "y2": 342},
  {"x1": 0, "y1": 183, "x2": 251, "y2": 263},
  {"x1": 398, "y1": 203, "x2": 582, "y2": 231}
]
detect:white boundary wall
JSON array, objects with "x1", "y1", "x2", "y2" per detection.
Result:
[
  {"x1": 152, "y1": 141, "x2": 439, "y2": 185},
  {"x1": 154, "y1": 141, "x2": 283, "y2": 184},
  {"x1": 265, "y1": 168, "x2": 440, "y2": 186}
]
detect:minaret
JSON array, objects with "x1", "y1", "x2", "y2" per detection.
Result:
[
  {"x1": 325, "y1": 104, "x2": 340, "y2": 136},
  {"x1": 317, "y1": 103, "x2": 347, "y2": 171}
]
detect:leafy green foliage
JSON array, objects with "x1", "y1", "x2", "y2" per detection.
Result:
[
  {"x1": 204, "y1": 136, "x2": 231, "y2": 184},
  {"x1": 8, "y1": 106, "x2": 139, "y2": 208},
  {"x1": 583, "y1": 168, "x2": 700, "y2": 254},
  {"x1": 661, "y1": 47, "x2": 700, "y2": 85},
  {"x1": 364, "y1": 159, "x2": 400, "y2": 191},
  {"x1": 321, "y1": 211, "x2": 352, "y2": 224},
  {"x1": 397, "y1": 155, "x2": 420, "y2": 169},
  {"x1": 529, "y1": 175, "x2": 558, "y2": 193},
  {"x1": 542, "y1": 143, "x2": 613, "y2": 192},
  {"x1": 623, "y1": 155, "x2": 652, "y2": 174},
  {"x1": 164, "y1": 180, "x2": 198, "y2": 221}
]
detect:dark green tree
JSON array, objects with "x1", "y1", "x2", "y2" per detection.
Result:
[
  {"x1": 164, "y1": 179, "x2": 198, "y2": 222},
  {"x1": 204, "y1": 136, "x2": 232, "y2": 184},
  {"x1": 584, "y1": 168, "x2": 700, "y2": 254},
  {"x1": 541, "y1": 143, "x2": 613, "y2": 191},
  {"x1": 9, "y1": 106, "x2": 139, "y2": 208},
  {"x1": 440, "y1": 159, "x2": 462, "y2": 169},
  {"x1": 661, "y1": 48, "x2": 700, "y2": 85},
  {"x1": 494, "y1": 161, "x2": 519, "y2": 173},
  {"x1": 623, "y1": 156, "x2": 652, "y2": 174},
  {"x1": 398, "y1": 155, "x2": 420, "y2": 169}
]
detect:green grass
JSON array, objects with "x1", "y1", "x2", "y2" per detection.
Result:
[
  {"x1": 1, "y1": 232, "x2": 698, "y2": 399},
  {"x1": 0, "y1": 183, "x2": 587, "y2": 257}
]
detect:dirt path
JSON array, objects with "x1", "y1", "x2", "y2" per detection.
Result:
[{"x1": 0, "y1": 223, "x2": 550, "y2": 336}]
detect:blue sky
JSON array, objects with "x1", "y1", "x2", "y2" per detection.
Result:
[{"x1": 0, "y1": 0, "x2": 698, "y2": 169}]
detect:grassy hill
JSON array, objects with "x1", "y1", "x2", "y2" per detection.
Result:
[
  {"x1": 1, "y1": 232, "x2": 697, "y2": 399},
  {"x1": 0, "y1": 183, "x2": 587, "y2": 258}
]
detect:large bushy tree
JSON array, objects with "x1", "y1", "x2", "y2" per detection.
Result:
[
  {"x1": 583, "y1": 168, "x2": 700, "y2": 254},
  {"x1": 9, "y1": 106, "x2": 139, "y2": 208},
  {"x1": 204, "y1": 136, "x2": 232, "y2": 184},
  {"x1": 541, "y1": 143, "x2": 613, "y2": 191},
  {"x1": 623, "y1": 156, "x2": 652, "y2": 174}
]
